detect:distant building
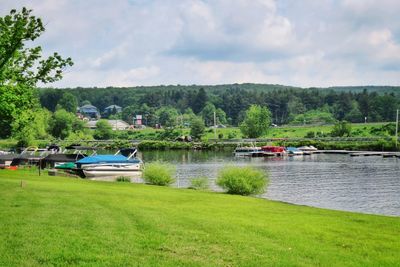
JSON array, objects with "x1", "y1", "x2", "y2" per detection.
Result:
[
  {"x1": 108, "y1": 120, "x2": 129, "y2": 130},
  {"x1": 104, "y1": 105, "x2": 122, "y2": 116},
  {"x1": 79, "y1": 104, "x2": 100, "y2": 119},
  {"x1": 86, "y1": 120, "x2": 129, "y2": 131}
]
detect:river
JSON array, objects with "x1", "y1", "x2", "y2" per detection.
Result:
[{"x1": 139, "y1": 150, "x2": 400, "y2": 216}]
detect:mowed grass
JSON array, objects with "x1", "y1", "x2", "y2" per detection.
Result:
[
  {"x1": 267, "y1": 123, "x2": 388, "y2": 139},
  {"x1": 0, "y1": 170, "x2": 399, "y2": 266},
  {"x1": 202, "y1": 122, "x2": 389, "y2": 140}
]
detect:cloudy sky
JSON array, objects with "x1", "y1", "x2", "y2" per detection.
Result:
[{"x1": 1, "y1": 0, "x2": 400, "y2": 87}]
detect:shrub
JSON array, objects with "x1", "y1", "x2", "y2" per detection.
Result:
[
  {"x1": 331, "y1": 121, "x2": 352, "y2": 137},
  {"x1": 190, "y1": 117, "x2": 206, "y2": 140},
  {"x1": 189, "y1": 177, "x2": 209, "y2": 190},
  {"x1": 216, "y1": 166, "x2": 268, "y2": 196},
  {"x1": 227, "y1": 132, "x2": 236, "y2": 139},
  {"x1": 116, "y1": 176, "x2": 131, "y2": 182},
  {"x1": 305, "y1": 131, "x2": 315, "y2": 138},
  {"x1": 94, "y1": 119, "x2": 113, "y2": 140},
  {"x1": 138, "y1": 140, "x2": 192, "y2": 150},
  {"x1": 143, "y1": 161, "x2": 176, "y2": 186}
]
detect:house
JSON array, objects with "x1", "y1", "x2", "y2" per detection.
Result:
[
  {"x1": 104, "y1": 105, "x2": 122, "y2": 115},
  {"x1": 79, "y1": 104, "x2": 100, "y2": 119},
  {"x1": 86, "y1": 120, "x2": 130, "y2": 131},
  {"x1": 108, "y1": 120, "x2": 129, "y2": 130}
]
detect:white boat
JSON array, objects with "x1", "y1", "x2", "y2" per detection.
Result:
[
  {"x1": 82, "y1": 162, "x2": 142, "y2": 177},
  {"x1": 76, "y1": 148, "x2": 143, "y2": 178},
  {"x1": 286, "y1": 147, "x2": 304, "y2": 156},
  {"x1": 233, "y1": 146, "x2": 262, "y2": 157},
  {"x1": 297, "y1": 145, "x2": 318, "y2": 152}
]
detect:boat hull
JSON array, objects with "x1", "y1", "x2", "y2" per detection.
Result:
[{"x1": 81, "y1": 163, "x2": 142, "y2": 178}]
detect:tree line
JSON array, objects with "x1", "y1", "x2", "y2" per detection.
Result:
[{"x1": 39, "y1": 85, "x2": 400, "y2": 127}]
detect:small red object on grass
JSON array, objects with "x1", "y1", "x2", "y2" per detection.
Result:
[{"x1": 6, "y1": 166, "x2": 18, "y2": 170}]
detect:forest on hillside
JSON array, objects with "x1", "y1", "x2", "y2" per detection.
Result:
[{"x1": 39, "y1": 84, "x2": 400, "y2": 126}]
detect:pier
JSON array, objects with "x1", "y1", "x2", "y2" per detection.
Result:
[{"x1": 315, "y1": 150, "x2": 400, "y2": 158}]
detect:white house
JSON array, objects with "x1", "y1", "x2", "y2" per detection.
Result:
[{"x1": 86, "y1": 120, "x2": 130, "y2": 131}]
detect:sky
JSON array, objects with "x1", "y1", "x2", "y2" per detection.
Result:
[{"x1": 1, "y1": 0, "x2": 400, "y2": 88}]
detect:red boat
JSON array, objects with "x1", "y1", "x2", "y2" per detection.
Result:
[{"x1": 261, "y1": 146, "x2": 286, "y2": 156}]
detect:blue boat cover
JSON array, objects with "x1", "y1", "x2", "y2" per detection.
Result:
[{"x1": 77, "y1": 155, "x2": 140, "y2": 164}]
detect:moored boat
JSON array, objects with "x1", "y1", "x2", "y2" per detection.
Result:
[
  {"x1": 81, "y1": 163, "x2": 142, "y2": 178},
  {"x1": 75, "y1": 148, "x2": 142, "y2": 178},
  {"x1": 297, "y1": 145, "x2": 318, "y2": 152},
  {"x1": 0, "y1": 152, "x2": 16, "y2": 168},
  {"x1": 9, "y1": 147, "x2": 50, "y2": 167},
  {"x1": 286, "y1": 147, "x2": 304, "y2": 156},
  {"x1": 233, "y1": 146, "x2": 262, "y2": 157},
  {"x1": 42, "y1": 145, "x2": 97, "y2": 169},
  {"x1": 261, "y1": 146, "x2": 286, "y2": 156}
]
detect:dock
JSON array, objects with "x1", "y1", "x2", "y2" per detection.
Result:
[
  {"x1": 237, "y1": 150, "x2": 400, "y2": 158},
  {"x1": 315, "y1": 150, "x2": 400, "y2": 158},
  {"x1": 314, "y1": 150, "x2": 350, "y2": 154},
  {"x1": 349, "y1": 152, "x2": 400, "y2": 157}
]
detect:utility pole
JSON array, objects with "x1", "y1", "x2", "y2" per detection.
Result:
[
  {"x1": 214, "y1": 111, "x2": 217, "y2": 139},
  {"x1": 396, "y1": 109, "x2": 399, "y2": 149}
]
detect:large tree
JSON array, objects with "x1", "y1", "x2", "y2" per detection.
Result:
[
  {"x1": 94, "y1": 119, "x2": 113, "y2": 140},
  {"x1": 240, "y1": 105, "x2": 272, "y2": 138},
  {"x1": 190, "y1": 116, "x2": 205, "y2": 140},
  {"x1": 58, "y1": 92, "x2": 78, "y2": 113},
  {"x1": 0, "y1": 8, "x2": 73, "y2": 138},
  {"x1": 50, "y1": 109, "x2": 84, "y2": 139}
]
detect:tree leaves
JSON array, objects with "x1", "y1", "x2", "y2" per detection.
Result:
[{"x1": 0, "y1": 8, "x2": 73, "y2": 138}]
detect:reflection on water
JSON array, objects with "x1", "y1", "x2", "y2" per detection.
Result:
[{"x1": 140, "y1": 150, "x2": 400, "y2": 216}]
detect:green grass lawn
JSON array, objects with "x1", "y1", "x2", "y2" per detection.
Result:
[
  {"x1": 0, "y1": 170, "x2": 399, "y2": 266},
  {"x1": 202, "y1": 122, "x2": 390, "y2": 140}
]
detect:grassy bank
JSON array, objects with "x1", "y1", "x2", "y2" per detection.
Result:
[
  {"x1": 0, "y1": 122, "x2": 396, "y2": 151},
  {"x1": 0, "y1": 170, "x2": 399, "y2": 266},
  {"x1": 202, "y1": 122, "x2": 390, "y2": 140}
]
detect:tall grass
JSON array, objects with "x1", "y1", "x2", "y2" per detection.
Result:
[
  {"x1": 143, "y1": 161, "x2": 176, "y2": 186},
  {"x1": 116, "y1": 176, "x2": 131, "y2": 182},
  {"x1": 189, "y1": 177, "x2": 209, "y2": 190},
  {"x1": 217, "y1": 166, "x2": 268, "y2": 195}
]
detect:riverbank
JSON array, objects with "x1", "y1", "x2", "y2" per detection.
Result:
[
  {"x1": 1, "y1": 138, "x2": 398, "y2": 152},
  {"x1": 1, "y1": 121, "x2": 398, "y2": 151},
  {"x1": 0, "y1": 170, "x2": 399, "y2": 266}
]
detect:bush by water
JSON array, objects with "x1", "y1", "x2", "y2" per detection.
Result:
[
  {"x1": 143, "y1": 161, "x2": 176, "y2": 186},
  {"x1": 189, "y1": 177, "x2": 209, "y2": 190},
  {"x1": 217, "y1": 166, "x2": 268, "y2": 195}
]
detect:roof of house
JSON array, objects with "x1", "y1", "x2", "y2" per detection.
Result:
[
  {"x1": 80, "y1": 104, "x2": 98, "y2": 111},
  {"x1": 104, "y1": 105, "x2": 122, "y2": 110}
]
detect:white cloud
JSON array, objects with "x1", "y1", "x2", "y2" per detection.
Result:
[
  {"x1": 0, "y1": 0, "x2": 399, "y2": 87},
  {"x1": 169, "y1": 0, "x2": 301, "y2": 61}
]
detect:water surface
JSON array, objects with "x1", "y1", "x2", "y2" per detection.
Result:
[{"x1": 140, "y1": 150, "x2": 400, "y2": 216}]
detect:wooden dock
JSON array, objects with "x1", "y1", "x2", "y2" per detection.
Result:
[
  {"x1": 315, "y1": 150, "x2": 400, "y2": 158},
  {"x1": 314, "y1": 150, "x2": 350, "y2": 154},
  {"x1": 350, "y1": 152, "x2": 400, "y2": 157}
]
